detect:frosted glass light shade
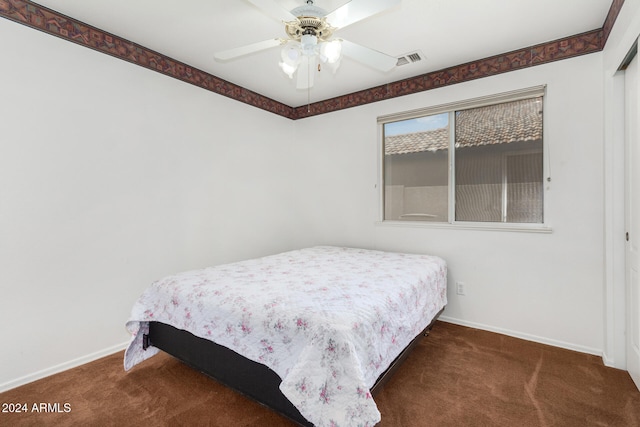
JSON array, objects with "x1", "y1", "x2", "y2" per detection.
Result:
[{"x1": 320, "y1": 40, "x2": 342, "y2": 64}]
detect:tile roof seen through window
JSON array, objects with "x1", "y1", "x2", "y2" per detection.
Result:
[
  {"x1": 385, "y1": 127, "x2": 450, "y2": 155},
  {"x1": 384, "y1": 98, "x2": 543, "y2": 155}
]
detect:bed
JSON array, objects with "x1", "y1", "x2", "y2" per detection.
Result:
[{"x1": 124, "y1": 246, "x2": 447, "y2": 426}]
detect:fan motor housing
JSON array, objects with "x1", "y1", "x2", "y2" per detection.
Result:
[{"x1": 285, "y1": 16, "x2": 334, "y2": 41}]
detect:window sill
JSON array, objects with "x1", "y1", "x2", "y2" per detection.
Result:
[{"x1": 375, "y1": 220, "x2": 553, "y2": 234}]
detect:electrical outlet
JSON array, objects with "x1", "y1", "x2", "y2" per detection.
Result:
[{"x1": 456, "y1": 281, "x2": 465, "y2": 296}]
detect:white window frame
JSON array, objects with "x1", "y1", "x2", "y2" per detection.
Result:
[{"x1": 376, "y1": 86, "x2": 552, "y2": 233}]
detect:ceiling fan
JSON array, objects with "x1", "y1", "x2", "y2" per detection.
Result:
[{"x1": 214, "y1": 0, "x2": 400, "y2": 89}]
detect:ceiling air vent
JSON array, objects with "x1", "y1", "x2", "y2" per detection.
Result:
[{"x1": 396, "y1": 51, "x2": 425, "y2": 67}]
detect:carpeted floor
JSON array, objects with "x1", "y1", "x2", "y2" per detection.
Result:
[{"x1": 1, "y1": 322, "x2": 639, "y2": 426}]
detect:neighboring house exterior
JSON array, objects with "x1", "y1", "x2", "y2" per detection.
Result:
[{"x1": 384, "y1": 98, "x2": 543, "y2": 223}]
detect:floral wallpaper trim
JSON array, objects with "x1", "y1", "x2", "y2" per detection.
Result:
[
  {"x1": 295, "y1": 29, "x2": 603, "y2": 119},
  {"x1": 0, "y1": 1, "x2": 624, "y2": 120},
  {"x1": 0, "y1": 0, "x2": 296, "y2": 119}
]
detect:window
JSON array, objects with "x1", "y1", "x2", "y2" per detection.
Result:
[{"x1": 380, "y1": 87, "x2": 544, "y2": 225}]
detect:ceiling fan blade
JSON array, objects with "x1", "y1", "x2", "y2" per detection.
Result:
[
  {"x1": 246, "y1": 0, "x2": 297, "y2": 22},
  {"x1": 341, "y1": 39, "x2": 397, "y2": 72},
  {"x1": 296, "y1": 56, "x2": 316, "y2": 90},
  {"x1": 325, "y1": 0, "x2": 401, "y2": 29},
  {"x1": 214, "y1": 38, "x2": 283, "y2": 61}
]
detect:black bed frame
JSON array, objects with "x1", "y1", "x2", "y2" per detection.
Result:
[{"x1": 143, "y1": 308, "x2": 443, "y2": 426}]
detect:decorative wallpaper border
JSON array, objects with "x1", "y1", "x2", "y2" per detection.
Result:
[
  {"x1": 0, "y1": 0, "x2": 625, "y2": 120},
  {"x1": 602, "y1": 0, "x2": 626, "y2": 47},
  {"x1": 295, "y1": 29, "x2": 603, "y2": 119},
  {"x1": 0, "y1": 0, "x2": 296, "y2": 119}
]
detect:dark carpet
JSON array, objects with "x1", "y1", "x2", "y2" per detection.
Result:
[{"x1": 1, "y1": 322, "x2": 638, "y2": 426}]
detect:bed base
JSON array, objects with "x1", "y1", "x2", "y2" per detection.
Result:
[{"x1": 143, "y1": 308, "x2": 443, "y2": 426}]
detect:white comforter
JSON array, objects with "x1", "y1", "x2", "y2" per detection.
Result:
[{"x1": 124, "y1": 246, "x2": 447, "y2": 426}]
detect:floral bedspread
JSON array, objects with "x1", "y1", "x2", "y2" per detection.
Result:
[{"x1": 124, "y1": 246, "x2": 447, "y2": 426}]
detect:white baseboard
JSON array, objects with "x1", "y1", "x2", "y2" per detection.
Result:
[
  {"x1": 438, "y1": 315, "x2": 604, "y2": 359},
  {"x1": 0, "y1": 341, "x2": 130, "y2": 394},
  {"x1": 601, "y1": 351, "x2": 616, "y2": 368}
]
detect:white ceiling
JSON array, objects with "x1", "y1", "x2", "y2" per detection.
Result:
[{"x1": 32, "y1": 0, "x2": 612, "y2": 107}]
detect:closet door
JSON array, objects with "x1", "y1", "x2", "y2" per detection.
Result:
[{"x1": 625, "y1": 40, "x2": 640, "y2": 391}]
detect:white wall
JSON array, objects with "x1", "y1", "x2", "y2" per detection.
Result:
[
  {"x1": 288, "y1": 106, "x2": 380, "y2": 249},
  {"x1": 0, "y1": 18, "x2": 302, "y2": 389},
  {"x1": 1, "y1": 5, "x2": 626, "y2": 390},
  {"x1": 294, "y1": 54, "x2": 606, "y2": 355}
]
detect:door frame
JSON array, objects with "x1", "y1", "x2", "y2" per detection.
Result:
[{"x1": 624, "y1": 38, "x2": 640, "y2": 391}]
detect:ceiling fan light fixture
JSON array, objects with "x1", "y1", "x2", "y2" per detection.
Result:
[
  {"x1": 300, "y1": 34, "x2": 318, "y2": 56},
  {"x1": 325, "y1": 56, "x2": 341, "y2": 74},
  {"x1": 280, "y1": 43, "x2": 301, "y2": 78},
  {"x1": 320, "y1": 39, "x2": 342, "y2": 64},
  {"x1": 279, "y1": 37, "x2": 343, "y2": 80},
  {"x1": 281, "y1": 43, "x2": 301, "y2": 64},
  {"x1": 222, "y1": 0, "x2": 400, "y2": 89},
  {"x1": 279, "y1": 60, "x2": 298, "y2": 78}
]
